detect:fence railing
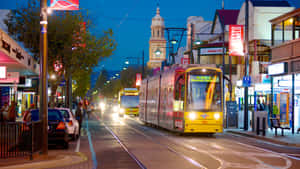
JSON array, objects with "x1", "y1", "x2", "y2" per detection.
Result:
[{"x1": 0, "y1": 121, "x2": 42, "y2": 159}]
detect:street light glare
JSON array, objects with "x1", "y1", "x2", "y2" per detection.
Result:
[
  {"x1": 50, "y1": 74, "x2": 56, "y2": 80},
  {"x1": 47, "y1": 8, "x2": 52, "y2": 14},
  {"x1": 125, "y1": 61, "x2": 129, "y2": 64}
]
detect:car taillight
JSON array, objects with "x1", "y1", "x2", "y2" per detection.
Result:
[
  {"x1": 56, "y1": 122, "x2": 66, "y2": 130},
  {"x1": 68, "y1": 120, "x2": 73, "y2": 126}
]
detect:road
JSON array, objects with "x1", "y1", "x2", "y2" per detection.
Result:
[{"x1": 52, "y1": 108, "x2": 300, "y2": 169}]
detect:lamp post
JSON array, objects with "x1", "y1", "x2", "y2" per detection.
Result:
[
  {"x1": 40, "y1": 0, "x2": 48, "y2": 155},
  {"x1": 244, "y1": 0, "x2": 250, "y2": 131}
]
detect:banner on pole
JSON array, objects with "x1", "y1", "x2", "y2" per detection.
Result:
[
  {"x1": 229, "y1": 25, "x2": 244, "y2": 57},
  {"x1": 50, "y1": 0, "x2": 79, "y2": 10},
  {"x1": 136, "y1": 73, "x2": 142, "y2": 87}
]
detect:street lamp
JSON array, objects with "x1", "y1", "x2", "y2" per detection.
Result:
[
  {"x1": 123, "y1": 67, "x2": 127, "y2": 70},
  {"x1": 170, "y1": 38, "x2": 178, "y2": 45},
  {"x1": 50, "y1": 74, "x2": 56, "y2": 80},
  {"x1": 194, "y1": 40, "x2": 202, "y2": 45},
  {"x1": 125, "y1": 61, "x2": 129, "y2": 65}
]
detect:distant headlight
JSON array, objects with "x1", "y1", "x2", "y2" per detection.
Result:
[
  {"x1": 113, "y1": 106, "x2": 119, "y2": 112},
  {"x1": 214, "y1": 113, "x2": 220, "y2": 120},
  {"x1": 100, "y1": 102, "x2": 106, "y2": 110},
  {"x1": 188, "y1": 112, "x2": 196, "y2": 120},
  {"x1": 120, "y1": 108, "x2": 125, "y2": 114}
]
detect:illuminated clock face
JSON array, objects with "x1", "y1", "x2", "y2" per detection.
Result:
[{"x1": 154, "y1": 48, "x2": 161, "y2": 58}]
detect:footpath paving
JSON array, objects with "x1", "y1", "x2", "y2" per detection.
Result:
[
  {"x1": 226, "y1": 128, "x2": 300, "y2": 147},
  {"x1": 0, "y1": 151, "x2": 88, "y2": 169}
]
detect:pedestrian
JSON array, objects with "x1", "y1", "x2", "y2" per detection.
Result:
[
  {"x1": 8, "y1": 101, "x2": 17, "y2": 122},
  {"x1": 75, "y1": 102, "x2": 83, "y2": 136},
  {"x1": 23, "y1": 104, "x2": 35, "y2": 122},
  {"x1": 1, "y1": 102, "x2": 9, "y2": 122}
]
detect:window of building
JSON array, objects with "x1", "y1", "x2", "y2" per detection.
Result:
[
  {"x1": 295, "y1": 16, "x2": 300, "y2": 39},
  {"x1": 273, "y1": 22, "x2": 283, "y2": 46},
  {"x1": 284, "y1": 18, "x2": 293, "y2": 42}
]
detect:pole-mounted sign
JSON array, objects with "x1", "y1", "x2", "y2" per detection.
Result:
[
  {"x1": 229, "y1": 25, "x2": 244, "y2": 57},
  {"x1": 50, "y1": 0, "x2": 79, "y2": 10}
]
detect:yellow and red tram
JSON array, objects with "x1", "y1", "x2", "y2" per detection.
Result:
[{"x1": 139, "y1": 65, "x2": 223, "y2": 133}]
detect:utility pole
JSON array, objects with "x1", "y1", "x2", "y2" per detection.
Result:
[
  {"x1": 190, "y1": 23, "x2": 194, "y2": 64},
  {"x1": 244, "y1": 0, "x2": 249, "y2": 131},
  {"x1": 40, "y1": 0, "x2": 48, "y2": 155},
  {"x1": 142, "y1": 50, "x2": 145, "y2": 76}
]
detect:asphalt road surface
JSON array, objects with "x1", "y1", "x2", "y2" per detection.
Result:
[{"x1": 51, "y1": 108, "x2": 300, "y2": 169}]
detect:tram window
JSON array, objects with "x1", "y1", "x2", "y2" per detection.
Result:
[{"x1": 175, "y1": 75, "x2": 185, "y2": 100}]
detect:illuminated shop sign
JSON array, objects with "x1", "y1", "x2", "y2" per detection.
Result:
[
  {"x1": 0, "y1": 66, "x2": 7, "y2": 79},
  {"x1": 268, "y1": 62, "x2": 287, "y2": 75}
]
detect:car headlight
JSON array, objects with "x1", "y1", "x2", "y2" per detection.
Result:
[
  {"x1": 113, "y1": 106, "x2": 119, "y2": 112},
  {"x1": 188, "y1": 112, "x2": 196, "y2": 120},
  {"x1": 120, "y1": 108, "x2": 125, "y2": 114},
  {"x1": 214, "y1": 113, "x2": 220, "y2": 120},
  {"x1": 100, "y1": 102, "x2": 105, "y2": 110}
]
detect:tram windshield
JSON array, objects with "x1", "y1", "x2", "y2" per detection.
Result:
[
  {"x1": 187, "y1": 72, "x2": 222, "y2": 112},
  {"x1": 120, "y1": 95, "x2": 139, "y2": 108}
]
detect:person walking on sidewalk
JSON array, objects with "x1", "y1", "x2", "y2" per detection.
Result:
[
  {"x1": 1, "y1": 102, "x2": 9, "y2": 122},
  {"x1": 7, "y1": 101, "x2": 17, "y2": 122},
  {"x1": 75, "y1": 102, "x2": 83, "y2": 136}
]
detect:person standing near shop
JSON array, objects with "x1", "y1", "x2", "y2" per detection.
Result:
[
  {"x1": 8, "y1": 101, "x2": 17, "y2": 122},
  {"x1": 75, "y1": 102, "x2": 83, "y2": 136},
  {"x1": 1, "y1": 102, "x2": 9, "y2": 121}
]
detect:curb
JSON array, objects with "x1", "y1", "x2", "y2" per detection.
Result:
[
  {"x1": 226, "y1": 130, "x2": 300, "y2": 148},
  {"x1": 0, "y1": 152, "x2": 88, "y2": 169}
]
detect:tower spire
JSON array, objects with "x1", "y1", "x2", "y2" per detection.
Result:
[{"x1": 156, "y1": 0, "x2": 160, "y2": 15}]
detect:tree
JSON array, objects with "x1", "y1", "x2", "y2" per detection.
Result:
[
  {"x1": 5, "y1": 0, "x2": 116, "y2": 105},
  {"x1": 94, "y1": 69, "x2": 109, "y2": 91}
]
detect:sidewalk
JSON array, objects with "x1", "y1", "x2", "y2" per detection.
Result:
[
  {"x1": 226, "y1": 128, "x2": 300, "y2": 147},
  {"x1": 0, "y1": 151, "x2": 88, "y2": 169}
]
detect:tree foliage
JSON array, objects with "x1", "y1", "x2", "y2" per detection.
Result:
[{"x1": 5, "y1": 0, "x2": 116, "y2": 99}]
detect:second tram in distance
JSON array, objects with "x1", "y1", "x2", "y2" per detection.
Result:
[{"x1": 139, "y1": 65, "x2": 223, "y2": 133}]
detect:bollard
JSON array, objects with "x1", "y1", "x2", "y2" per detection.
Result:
[
  {"x1": 256, "y1": 117, "x2": 260, "y2": 135},
  {"x1": 262, "y1": 117, "x2": 266, "y2": 136}
]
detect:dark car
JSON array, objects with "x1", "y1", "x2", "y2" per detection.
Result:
[{"x1": 29, "y1": 109, "x2": 69, "y2": 148}]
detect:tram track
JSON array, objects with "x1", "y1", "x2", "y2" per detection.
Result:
[
  {"x1": 95, "y1": 113, "x2": 207, "y2": 169},
  {"x1": 124, "y1": 116, "x2": 294, "y2": 169}
]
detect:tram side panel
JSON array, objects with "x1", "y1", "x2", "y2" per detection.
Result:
[
  {"x1": 139, "y1": 79, "x2": 148, "y2": 122},
  {"x1": 146, "y1": 76, "x2": 160, "y2": 126}
]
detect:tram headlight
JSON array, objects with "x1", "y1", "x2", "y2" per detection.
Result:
[
  {"x1": 188, "y1": 112, "x2": 197, "y2": 120},
  {"x1": 214, "y1": 113, "x2": 220, "y2": 120},
  {"x1": 120, "y1": 108, "x2": 125, "y2": 114},
  {"x1": 113, "y1": 106, "x2": 119, "y2": 112}
]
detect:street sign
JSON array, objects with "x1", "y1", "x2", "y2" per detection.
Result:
[
  {"x1": 243, "y1": 76, "x2": 251, "y2": 87},
  {"x1": 226, "y1": 101, "x2": 238, "y2": 128}
]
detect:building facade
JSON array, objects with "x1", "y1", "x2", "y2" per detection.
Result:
[{"x1": 148, "y1": 7, "x2": 167, "y2": 69}]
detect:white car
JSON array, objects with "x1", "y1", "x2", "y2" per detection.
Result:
[{"x1": 56, "y1": 108, "x2": 80, "y2": 140}]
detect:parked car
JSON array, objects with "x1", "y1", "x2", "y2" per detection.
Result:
[
  {"x1": 23, "y1": 109, "x2": 69, "y2": 148},
  {"x1": 55, "y1": 107, "x2": 79, "y2": 140}
]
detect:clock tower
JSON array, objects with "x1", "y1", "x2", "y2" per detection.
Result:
[{"x1": 147, "y1": 6, "x2": 166, "y2": 69}]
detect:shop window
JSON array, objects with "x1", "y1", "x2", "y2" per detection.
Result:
[{"x1": 284, "y1": 18, "x2": 293, "y2": 42}]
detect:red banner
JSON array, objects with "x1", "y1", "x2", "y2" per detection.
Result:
[
  {"x1": 229, "y1": 25, "x2": 244, "y2": 57},
  {"x1": 50, "y1": 0, "x2": 79, "y2": 10},
  {"x1": 136, "y1": 73, "x2": 142, "y2": 87}
]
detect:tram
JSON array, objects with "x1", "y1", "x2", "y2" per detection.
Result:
[
  {"x1": 119, "y1": 88, "x2": 139, "y2": 116},
  {"x1": 139, "y1": 65, "x2": 223, "y2": 133}
]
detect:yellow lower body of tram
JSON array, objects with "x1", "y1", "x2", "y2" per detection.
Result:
[{"x1": 183, "y1": 112, "x2": 223, "y2": 133}]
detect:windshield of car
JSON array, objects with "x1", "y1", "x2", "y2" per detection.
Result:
[
  {"x1": 120, "y1": 95, "x2": 139, "y2": 108},
  {"x1": 30, "y1": 109, "x2": 64, "y2": 121},
  {"x1": 187, "y1": 72, "x2": 222, "y2": 112},
  {"x1": 59, "y1": 110, "x2": 70, "y2": 119}
]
